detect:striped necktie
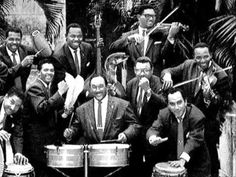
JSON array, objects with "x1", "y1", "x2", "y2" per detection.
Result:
[{"x1": 177, "y1": 117, "x2": 184, "y2": 158}]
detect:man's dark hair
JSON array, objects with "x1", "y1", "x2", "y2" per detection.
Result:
[
  {"x1": 6, "y1": 86, "x2": 25, "y2": 102},
  {"x1": 137, "y1": 4, "x2": 155, "y2": 15},
  {"x1": 135, "y1": 56, "x2": 153, "y2": 68},
  {"x1": 193, "y1": 42, "x2": 211, "y2": 56},
  {"x1": 167, "y1": 87, "x2": 187, "y2": 101},
  {"x1": 5, "y1": 27, "x2": 23, "y2": 38},
  {"x1": 37, "y1": 58, "x2": 54, "y2": 71},
  {"x1": 89, "y1": 74, "x2": 108, "y2": 86},
  {"x1": 66, "y1": 23, "x2": 82, "y2": 36}
]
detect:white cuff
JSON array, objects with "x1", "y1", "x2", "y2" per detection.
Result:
[{"x1": 180, "y1": 152, "x2": 190, "y2": 162}]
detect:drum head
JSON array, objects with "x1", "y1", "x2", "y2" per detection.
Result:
[
  {"x1": 5, "y1": 163, "x2": 34, "y2": 174},
  {"x1": 0, "y1": 146, "x2": 4, "y2": 177},
  {"x1": 45, "y1": 144, "x2": 83, "y2": 150},
  {"x1": 154, "y1": 162, "x2": 186, "y2": 174},
  {"x1": 89, "y1": 143, "x2": 130, "y2": 149}
]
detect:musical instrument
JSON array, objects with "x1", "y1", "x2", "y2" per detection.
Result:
[
  {"x1": 32, "y1": 30, "x2": 52, "y2": 57},
  {"x1": 152, "y1": 162, "x2": 187, "y2": 177},
  {"x1": 0, "y1": 145, "x2": 4, "y2": 177},
  {"x1": 44, "y1": 144, "x2": 84, "y2": 168},
  {"x1": 88, "y1": 143, "x2": 130, "y2": 167},
  {"x1": 3, "y1": 163, "x2": 35, "y2": 177}
]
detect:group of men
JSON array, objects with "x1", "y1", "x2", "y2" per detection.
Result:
[{"x1": 0, "y1": 4, "x2": 232, "y2": 177}]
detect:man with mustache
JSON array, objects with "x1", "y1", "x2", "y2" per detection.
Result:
[
  {"x1": 23, "y1": 59, "x2": 68, "y2": 177},
  {"x1": 64, "y1": 74, "x2": 140, "y2": 177},
  {"x1": 0, "y1": 87, "x2": 28, "y2": 165},
  {"x1": 161, "y1": 42, "x2": 232, "y2": 177},
  {"x1": 109, "y1": 5, "x2": 181, "y2": 81},
  {"x1": 0, "y1": 27, "x2": 37, "y2": 93},
  {"x1": 147, "y1": 88, "x2": 211, "y2": 177}
]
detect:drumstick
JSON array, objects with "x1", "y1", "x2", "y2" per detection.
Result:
[
  {"x1": 100, "y1": 139, "x2": 118, "y2": 143},
  {"x1": 34, "y1": 48, "x2": 45, "y2": 57},
  {"x1": 68, "y1": 112, "x2": 75, "y2": 128}
]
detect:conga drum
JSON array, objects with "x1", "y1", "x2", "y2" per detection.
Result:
[
  {"x1": 152, "y1": 162, "x2": 187, "y2": 177},
  {"x1": 3, "y1": 163, "x2": 35, "y2": 177},
  {"x1": 88, "y1": 143, "x2": 130, "y2": 167},
  {"x1": 45, "y1": 144, "x2": 84, "y2": 168}
]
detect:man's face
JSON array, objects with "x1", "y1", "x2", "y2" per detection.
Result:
[
  {"x1": 134, "y1": 62, "x2": 153, "y2": 80},
  {"x1": 3, "y1": 95, "x2": 22, "y2": 115},
  {"x1": 90, "y1": 76, "x2": 107, "y2": 101},
  {"x1": 138, "y1": 9, "x2": 156, "y2": 29},
  {"x1": 6, "y1": 32, "x2": 22, "y2": 52},
  {"x1": 168, "y1": 91, "x2": 187, "y2": 118},
  {"x1": 66, "y1": 27, "x2": 83, "y2": 50},
  {"x1": 194, "y1": 47, "x2": 212, "y2": 71},
  {"x1": 39, "y1": 63, "x2": 55, "y2": 84}
]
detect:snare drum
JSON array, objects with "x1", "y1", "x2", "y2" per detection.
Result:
[
  {"x1": 45, "y1": 144, "x2": 84, "y2": 168},
  {"x1": 3, "y1": 163, "x2": 34, "y2": 177},
  {"x1": 88, "y1": 143, "x2": 130, "y2": 167},
  {"x1": 152, "y1": 162, "x2": 187, "y2": 177}
]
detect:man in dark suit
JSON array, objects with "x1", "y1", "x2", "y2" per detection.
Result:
[
  {"x1": 161, "y1": 42, "x2": 232, "y2": 177},
  {"x1": 109, "y1": 5, "x2": 181, "y2": 80},
  {"x1": 64, "y1": 74, "x2": 140, "y2": 177},
  {"x1": 147, "y1": 88, "x2": 211, "y2": 177},
  {"x1": 53, "y1": 23, "x2": 95, "y2": 80},
  {"x1": 0, "y1": 27, "x2": 36, "y2": 93},
  {"x1": 23, "y1": 59, "x2": 68, "y2": 177},
  {"x1": 0, "y1": 87, "x2": 28, "y2": 165},
  {"x1": 0, "y1": 61, "x2": 8, "y2": 95},
  {"x1": 126, "y1": 56, "x2": 166, "y2": 177}
]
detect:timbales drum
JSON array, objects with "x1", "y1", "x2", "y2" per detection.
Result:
[
  {"x1": 3, "y1": 163, "x2": 35, "y2": 177},
  {"x1": 45, "y1": 144, "x2": 84, "y2": 168},
  {"x1": 88, "y1": 143, "x2": 130, "y2": 167},
  {"x1": 152, "y1": 162, "x2": 187, "y2": 177}
]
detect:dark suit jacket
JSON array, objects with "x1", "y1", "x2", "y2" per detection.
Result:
[
  {"x1": 23, "y1": 78, "x2": 65, "y2": 163},
  {"x1": 109, "y1": 29, "x2": 173, "y2": 79},
  {"x1": 0, "y1": 61, "x2": 8, "y2": 94},
  {"x1": 0, "y1": 97, "x2": 23, "y2": 154},
  {"x1": 69, "y1": 95, "x2": 141, "y2": 144},
  {"x1": 0, "y1": 44, "x2": 35, "y2": 93},
  {"x1": 146, "y1": 104, "x2": 211, "y2": 177},
  {"x1": 53, "y1": 42, "x2": 95, "y2": 80},
  {"x1": 161, "y1": 59, "x2": 231, "y2": 142}
]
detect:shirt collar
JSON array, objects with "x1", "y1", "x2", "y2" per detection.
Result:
[
  {"x1": 139, "y1": 26, "x2": 147, "y2": 35},
  {"x1": 68, "y1": 46, "x2": 80, "y2": 54},
  {"x1": 38, "y1": 78, "x2": 51, "y2": 88},
  {"x1": 6, "y1": 46, "x2": 19, "y2": 56},
  {"x1": 94, "y1": 94, "x2": 108, "y2": 105},
  {"x1": 176, "y1": 109, "x2": 186, "y2": 122}
]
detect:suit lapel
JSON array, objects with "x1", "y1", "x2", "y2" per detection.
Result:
[
  {"x1": 103, "y1": 96, "x2": 114, "y2": 138},
  {"x1": 145, "y1": 37, "x2": 153, "y2": 55},
  {"x1": 1, "y1": 47, "x2": 13, "y2": 67},
  {"x1": 65, "y1": 45, "x2": 77, "y2": 76}
]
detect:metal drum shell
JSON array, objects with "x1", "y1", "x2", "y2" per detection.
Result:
[
  {"x1": 152, "y1": 162, "x2": 187, "y2": 177},
  {"x1": 3, "y1": 163, "x2": 35, "y2": 177},
  {"x1": 45, "y1": 144, "x2": 84, "y2": 168},
  {"x1": 88, "y1": 143, "x2": 130, "y2": 167}
]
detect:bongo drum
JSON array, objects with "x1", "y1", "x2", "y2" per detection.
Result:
[
  {"x1": 3, "y1": 163, "x2": 35, "y2": 177},
  {"x1": 152, "y1": 162, "x2": 187, "y2": 177},
  {"x1": 88, "y1": 143, "x2": 130, "y2": 167},
  {"x1": 45, "y1": 144, "x2": 84, "y2": 168}
]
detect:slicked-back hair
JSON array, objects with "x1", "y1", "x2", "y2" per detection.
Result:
[
  {"x1": 66, "y1": 23, "x2": 82, "y2": 36},
  {"x1": 5, "y1": 27, "x2": 23, "y2": 38},
  {"x1": 167, "y1": 87, "x2": 187, "y2": 101},
  {"x1": 6, "y1": 86, "x2": 25, "y2": 102},
  {"x1": 37, "y1": 58, "x2": 54, "y2": 71},
  {"x1": 135, "y1": 56, "x2": 153, "y2": 69}
]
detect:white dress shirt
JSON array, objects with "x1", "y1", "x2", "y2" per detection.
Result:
[
  {"x1": 6, "y1": 47, "x2": 20, "y2": 65},
  {"x1": 94, "y1": 95, "x2": 108, "y2": 130},
  {"x1": 69, "y1": 46, "x2": 81, "y2": 72},
  {"x1": 0, "y1": 103, "x2": 6, "y2": 130},
  {"x1": 139, "y1": 26, "x2": 149, "y2": 55}
]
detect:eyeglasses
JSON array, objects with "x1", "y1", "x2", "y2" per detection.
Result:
[
  {"x1": 142, "y1": 14, "x2": 156, "y2": 19},
  {"x1": 195, "y1": 55, "x2": 211, "y2": 61},
  {"x1": 135, "y1": 68, "x2": 151, "y2": 74}
]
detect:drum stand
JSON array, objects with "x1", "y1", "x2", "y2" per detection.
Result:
[
  {"x1": 104, "y1": 166, "x2": 127, "y2": 177},
  {"x1": 84, "y1": 145, "x2": 89, "y2": 177}
]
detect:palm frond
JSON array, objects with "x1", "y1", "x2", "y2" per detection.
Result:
[{"x1": 36, "y1": 0, "x2": 65, "y2": 43}]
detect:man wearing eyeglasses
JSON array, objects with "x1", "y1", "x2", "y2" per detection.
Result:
[
  {"x1": 126, "y1": 56, "x2": 166, "y2": 177},
  {"x1": 110, "y1": 5, "x2": 181, "y2": 81}
]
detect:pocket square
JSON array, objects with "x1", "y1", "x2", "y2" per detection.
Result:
[
  {"x1": 154, "y1": 41, "x2": 162, "y2": 45},
  {"x1": 86, "y1": 62, "x2": 90, "y2": 67},
  {"x1": 115, "y1": 116, "x2": 122, "y2": 120}
]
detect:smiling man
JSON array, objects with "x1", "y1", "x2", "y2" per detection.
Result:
[
  {"x1": 23, "y1": 58, "x2": 68, "y2": 177},
  {"x1": 161, "y1": 42, "x2": 232, "y2": 177},
  {"x1": 147, "y1": 88, "x2": 211, "y2": 177}
]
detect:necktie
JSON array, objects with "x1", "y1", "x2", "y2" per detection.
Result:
[
  {"x1": 12, "y1": 52, "x2": 22, "y2": 90},
  {"x1": 140, "y1": 29, "x2": 146, "y2": 56},
  {"x1": 74, "y1": 49, "x2": 81, "y2": 75},
  {"x1": 177, "y1": 117, "x2": 184, "y2": 158},
  {"x1": 97, "y1": 101, "x2": 103, "y2": 140},
  {"x1": 137, "y1": 87, "x2": 144, "y2": 116}
]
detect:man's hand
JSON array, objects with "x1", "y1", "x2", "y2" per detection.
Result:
[
  {"x1": 149, "y1": 135, "x2": 168, "y2": 146},
  {"x1": 21, "y1": 55, "x2": 34, "y2": 67},
  {"x1": 169, "y1": 159, "x2": 186, "y2": 168},
  {"x1": 0, "y1": 130, "x2": 11, "y2": 141},
  {"x1": 168, "y1": 22, "x2": 181, "y2": 41},
  {"x1": 162, "y1": 73, "x2": 173, "y2": 90},
  {"x1": 128, "y1": 33, "x2": 144, "y2": 44},
  {"x1": 139, "y1": 77, "x2": 150, "y2": 92},
  {"x1": 58, "y1": 80, "x2": 69, "y2": 96},
  {"x1": 97, "y1": 38, "x2": 104, "y2": 48},
  {"x1": 14, "y1": 153, "x2": 28, "y2": 165},
  {"x1": 63, "y1": 128, "x2": 73, "y2": 142},
  {"x1": 117, "y1": 133, "x2": 127, "y2": 143}
]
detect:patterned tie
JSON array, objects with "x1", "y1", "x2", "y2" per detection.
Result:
[
  {"x1": 140, "y1": 29, "x2": 146, "y2": 56},
  {"x1": 97, "y1": 101, "x2": 103, "y2": 140},
  {"x1": 74, "y1": 49, "x2": 81, "y2": 75},
  {"x1": 12, "y1": 52, "x2": 22, "y2": 90},
  {"x1": 177, "y1": 117, "x2": 184, "y2": 158},
  {"x1": 137, "y1": 87, "x2": 144, "y2": 116}
]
